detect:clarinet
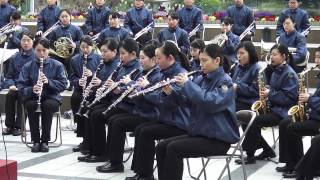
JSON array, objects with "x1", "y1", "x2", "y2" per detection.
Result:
[
  {"x1": 129, "y1": 70, "x2": 200, "y2": 98},
  {"x1": 75, "y1": 59, "x2": 104, "y2": 117},
  {"x1": 82, "y1": 63, "x2": 121, "y2": 118},
  {"x1": 35, "y1": 58, "x2": 44, "y2": 113},
  {"x1": 80, "y1": 54, "x2": 88, "y2": 93},
  {"x1": 102, "y1": 67, "x2": 157, "y2": 115}
]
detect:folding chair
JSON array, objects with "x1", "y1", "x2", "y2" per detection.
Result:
[
  {"x1": 21, "y1": 107, "x2": 63, "y2": 148},
  {"x1": 187, "y1": 110, "x2": 256, "y2": 180}
]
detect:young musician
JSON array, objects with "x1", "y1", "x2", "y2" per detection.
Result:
[
  {"x1": 235, "y1": 44, "x2": 299, "y2": 164},
  {"x1": 7, "y1": 12, "x2": 30, "y2": 49},
  {"x1": 125, "y1": 41, "x2": 190, "y2": 180},
  {"x1": 85, "y1": 0, "x2": 111, "y2": 36},
  {"x1": 220, "y1": 16, "x2": 240, "y2": 64},
  {"x1": 97, "y1": 11, "x2": 130, "y2": 44},
  {"x1": 158, "y1": 12, "x2": 190, "y2": 55},
  {"x1": 232, "y1": 41, "x2": 260, "y2": 111},
  {"x1": 69, "y1": 35, "x2": 101, "y2": 153},
  {"x1": 94, "y1": 43, "x2": 162, "y2": 172},
  {"x1": 226, "y1": 0, "x2": 255, "y2": 41},
  {"x1": 177, "y1": 0, "x2": 203, "y2": 42},
  {"x1": 124, "y1": 0, "x2": 154, "y2": 47},
  {"x1": 276, "y1": 48, "x2": 320, "y2": 178},
  {"x1": 0, "y1": 0, "x2": 16, "y2": 28},
  {"x1": 156, "y1": 43, "x2": 240, "y2": 180},
  {"x1": 48, "y1": 9, "x2": 83, "y2": 73},
  {"x1": 276, "y1": 0, "x2": 310, "y2": 37},
  {"x1": 84, "y1": 38, "x2": 142, "y2": 162},
  {"x1": 190, "y1": 39, "x2": 205, "y2": 71},
  {"x1": 2, "y1": 31, "x2": 35, "y2": 136},
  {"x1": 76, "y1": 38, "x2": 120, "y2": 159},
  {"x1": 36, "y1": 0, "x2": 60, "y2": 36},
  {"x1": 16, "y1": 38, "x2": 68, "y2": 153},
  {"x1": 278, "y1": 15, "x2": 308, "y2": 73}
]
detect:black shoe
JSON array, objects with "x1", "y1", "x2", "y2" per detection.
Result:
[
  {"x1": 80, "y1": 149, "x2": 90, "y2": 155},
  {"x1": 2, "y1": 127, "x2": 13, "y2": 135},
  {"x1": 255, "y1": 150, "x2": 276, "y2": 160},
  {"x1": 235, "y1": 156, "x2": 256, "y2": 165},
  {"x1": 12, "y1": 128, "x2": 22, "y2": 136},
  {"x1": 40, "y1": 142, "x2": 49, "y2": 152},
  {"x1": 138, "y1": 176, "x2": 155, "y2": 180},
  {"x1": 80, "y1": 155, "x2": 106, "y2": 163},
  {"x1": 31, "y1": 143, "x2": 40, "y2": 152},
  {"x1": 296, "y1": 175, "x2": 313, "y2": 180},
  {"x1": 72, "y1": 144, "x2": 82, "y2": 152},
  {"x1": 283, "y1": 170, "x2": 298, "y2": 178},
  {"x1": 276, "y1": 165, "x2": 290, "y2": 172},
  {"x1": 125, "y1": 174, "x2": 140, "y2": 180},
  {"x1": 78, "y1": 154, "x2": 91, "y2": 161},
  {"x1": 96, "y1": 163, "x2": 124, "y2": 173}
]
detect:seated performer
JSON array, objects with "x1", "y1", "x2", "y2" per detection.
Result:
[
  {"x1": 85, "y1": 0, "x2": 110, "y2": 36},
  {"x1": 189, "y1": 39, "x2": 205, "y2": 71},
  {"x1": 36, "y1": 0, "x2": 60, "y2": 36},
  {"x1": 17, "y1": 38, "x2": 68, "y2": 153}
]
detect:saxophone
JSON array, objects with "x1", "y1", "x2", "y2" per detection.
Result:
[
  {"x1": 288, "y1": 65, "x2": 319, "y2": 122},
  {"x1": 251, "y1": 66, "x2": 268, "y2": 115}
]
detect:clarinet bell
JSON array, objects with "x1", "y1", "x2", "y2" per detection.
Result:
[
  {"x1": 35, "y1": 104, "x2": 42, "y2": 113},
  {"x1": 83, "y1": 109, "x2": 90, "y2": 119}
]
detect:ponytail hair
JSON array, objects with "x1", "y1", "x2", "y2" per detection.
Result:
[
  {"x1": 270, "y1": 43, "x2": 293, "y2": 63},
  {"x1": 203, "y1": 44, "x2": 224, "y2": 67},
  {"x1": 160, "y1": 40, "x2": 190, "y2": 71}
]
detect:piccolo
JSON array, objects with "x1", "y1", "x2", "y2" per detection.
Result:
[{"x1": 129, "y1": 70, "x2": 200, "y2": 98}]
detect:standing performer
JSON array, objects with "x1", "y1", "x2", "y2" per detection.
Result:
[
  {"x1": 276, "y1": 0, "x2": 310, "y2": 37},
  {"x1": 17, "y1": 38, "x2": 68, "y2": 153},
  {"x1": 0, "y1": 0, "x2": 16, "y2": 28},
  {"x1": 125, "y1": 41, "x2": 190, "y2": 180},
  {"x1": 276, "y1": 48, "x2": 320, "y2": 179},
  {"x1": 69, "y1": 35, "x2": 101, "y2": 153},
  {"x1": 226, "y1": 0, "x2": 255, "y2": 41},
  {"x1": 177, "y1": 0, "x2": 203, "y2": 42},
  {"x1": 235, "y1": 44, "x2": 299, "y2": 164},
  {"x1": 232, "y1": 41, "x2": 260, "y2": 111},
  {"x1": 278, "y1": 15, "x2": 307, "y2": 73},
  {"x1": 158, "y1": 12, "x2": 190, "y2": 55},
  {"x1": 85, "y1": 0, "x2": 111, "y2": 36},
  {"x1": 36, "y1": 0, "x2": 60, "y2": 36},
  {"x1": 2, "y1": 31, "x2": 35, "y2": 136},
  {"x1": 156, "y1": 44, "x2": 239, "y2": 180},
  {"x1": 124, "y1": 0, "x2": 154, "y2": 47}
]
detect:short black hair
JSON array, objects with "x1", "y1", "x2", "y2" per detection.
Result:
[
  {"x1": 59, "y1": 9, "x2": 71, "y2": 17},
  {"x1": 20, "y1": 31, "x2": 35, "y2": 40},
  {"x1": 109, "y1": 11, "x2": 120, "y2": 19},
  {"x1": 236, "y1": 41, "x2": 259, "y2": 64},
  {"x1": 11, "y1": 12, "x2": 21, "y2": 20},
  {"x1": 190, "y1": 39, "x2": 205, "y2": 51},
  {"x1": 33, "y1": 38, "x2": 50, "y2": 49},
  {"x1": 80, "y1": 35, "x2": 94, "y2": 46},
  {"x1": 119, "y1": 38, "x2": 139, "y2": 55},
  {"x1": 203, "y1": 44, "x2": 224, "y2": 67},
  {"x1": 168, "y1": 11, "x2": 179, "y2": 20},
  {"x1": 283, "y1": 15, "x2": 295, "y2": 24},
  {"x1": 221, "y1": 16, "x2": 234, "y2": 25},
  {"x1": 315, "y1": 47, "x2": 320, "y2": 52},
  {"x1": 100, "y1": 38, "x2": 119, "y2": 51}
]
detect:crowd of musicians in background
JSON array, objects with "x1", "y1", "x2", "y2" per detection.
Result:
[{"x1": 0, "y1": 0, "x2": 319, "y2": 179}]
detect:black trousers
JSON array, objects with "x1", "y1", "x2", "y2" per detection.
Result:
[
  {"x1": 71, "y1": 89, "x2": 84, "y2": 137},
  {"x1": 107, "y1": 113, "x2": 151, "y2": 164},
  {"x1": 296, "y1": 135, "x2": 320, "y2": 177},
  {"x1": 5, "y1": 90, "x2": 23, "y2": 129},
  {"x1": 131, "y1": 122, "x2": 187, "y2": 177},
  {"x1": 242, "y1": 112, "x2": 282, "y2": 156},
  {"x1": 279, "y1": 119, "x2": 320, "y2": 169},
  {"x1": 156, "y1": 135, "x2": 230, "y2": 180},
  {"x1": 25, "y1": 99, "x2": 59, "y2": 143},
  {"x1": 89, "y1": 101, "x2": 126, "y2": 157}
]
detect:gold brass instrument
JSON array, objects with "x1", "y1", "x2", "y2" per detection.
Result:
[
  {"x1": 134, "y1": 22, "x2": 153, "y2": 40},
  {"x1": 35, "y1": 58, "x2": 44, "y2": 113},
  {"x1": 288, "y1": 65, "x2": 319, "y2": 122},
  {"x1": 49, "y1": 36, "x2": 76, "y2": 59},
  {"x1": 239, "y1": 21, "x2": 255, "y2": 41},
  {"x1": 251, "y1": 65, "x2": 268, "y2": 115},
  {"x1": 210, "y1": 33, "x2": 228, "y2": 47},
  {"x1": 129, "y1": 70, "x2": 200, "y2": 99},
  {"x1": 102, "y1": 67, "x2": 157, "y2": 115},
  {"x1": 76, "y1": 59, "x2": 104, "y2": 117}
]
